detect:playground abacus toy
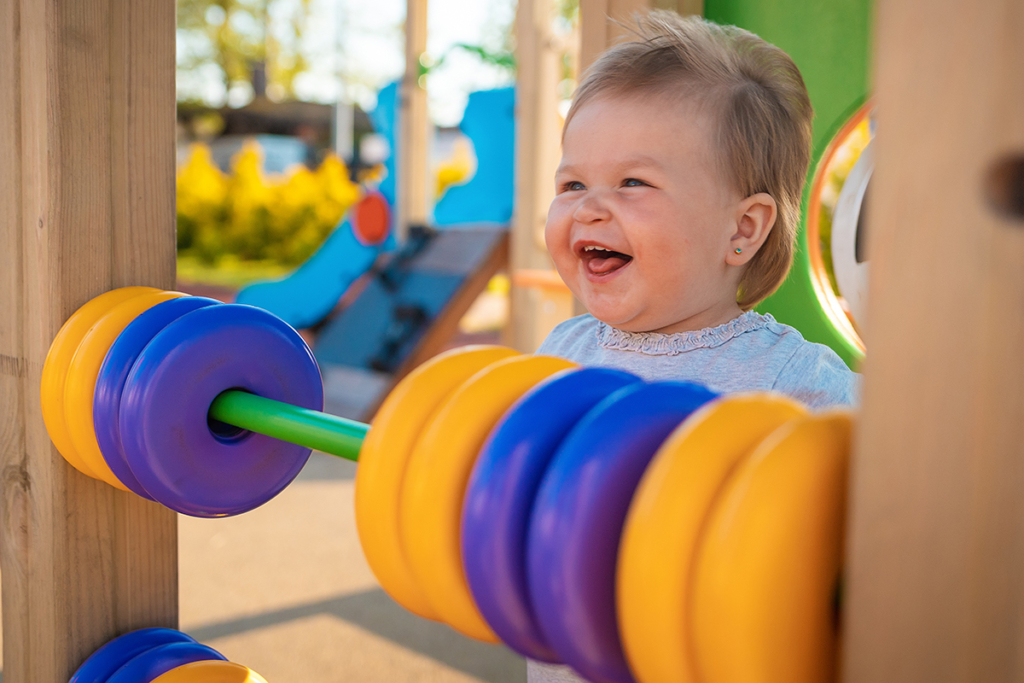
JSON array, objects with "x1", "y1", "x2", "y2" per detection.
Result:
[
  {"x1": 68, "y1": 627, "x2": 266, "y2": 683},
  {"x1": 45, "y1": 286, "x2": 853, "y2": 683},
  {"x1": 5, "y1": 0, "x2": 1019, "y2": 678}
]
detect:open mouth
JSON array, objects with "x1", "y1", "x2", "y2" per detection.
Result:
[{"x1": 579, "y1": 244, "x2": 633, "y2": 277}]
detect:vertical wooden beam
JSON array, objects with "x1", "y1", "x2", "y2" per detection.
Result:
[
  {"x1": 579, "y1": 0, "x2": 651, "y2": 74},
  {"x1": 842, "y1": 1, "x2": 1024, "y2": 682},
  {"x1": 655, "y1": 0, "x2": 703, "y2": 17},
  {"x1": 579, "y1": 0, "x2": 702, "y2": 76},
  {"x1": 0, "y1": 1, "x2": 178, "y2": 681},
  {"x1": 509, "y1": 0, "x2": 568, "y2": 352},
  {"x1": 397, "y1": 0, "x2": 429, "y2": 239}
]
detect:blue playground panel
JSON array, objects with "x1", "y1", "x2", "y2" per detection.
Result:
[
  {"x1": 372, "y1": 82, "x2": 399, "y2": 208},
  {"x1": 434, "y1": 87, "x2": 515, "y2": 227}
]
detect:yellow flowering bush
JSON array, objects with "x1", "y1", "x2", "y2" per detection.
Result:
[
  {"x1": 177, "y1": 141, "x2": 361, "y2": 267},
  {"x1": 177, "y1": 137, "x2": 474, "y2": 282}
]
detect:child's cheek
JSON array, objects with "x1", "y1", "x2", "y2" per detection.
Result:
[
  {"x1": 629, "y1": 204, "x2": 683, "y2": 255},
  {"x1": 544, "y1": 198, "x2": 573, "y2": 248}
]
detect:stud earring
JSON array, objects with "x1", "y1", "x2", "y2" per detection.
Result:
[{"x1": 734, "y1": 247, "x2": 743, "y2": 254}]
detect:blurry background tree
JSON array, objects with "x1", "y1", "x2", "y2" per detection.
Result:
[{"x1": 177, "y1": 0, "x2": 314, "y2": 105}]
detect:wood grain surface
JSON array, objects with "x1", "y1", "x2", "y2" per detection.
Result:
[
  {"x1": 397, "y1": 0, "x2": 429, "y2": 241},
  {"x1": 842, "y1": 1, "x2": 1024, "y2": 681},
  {"x1": 508, "y1": 0, "x2": 567, "y2": 352},
  {"x1": 0, "y1": 1, "x2": 178, "y2": 681}
]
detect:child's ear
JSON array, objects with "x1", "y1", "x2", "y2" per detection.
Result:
[{"x1": 727, "y1": 193, "x2": 778, "y2": 265}]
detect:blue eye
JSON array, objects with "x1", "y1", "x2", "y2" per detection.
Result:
[
  {"x1": 623, "y1": 178, "x2": 647, "y2": 187},
  {"x1": 562, "y1": 181, "x2": 585, "y2": 192}
]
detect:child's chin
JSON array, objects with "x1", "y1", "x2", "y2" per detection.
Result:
[{"x1": 586, "y1": 305, "x2": 640, "y2": 329}]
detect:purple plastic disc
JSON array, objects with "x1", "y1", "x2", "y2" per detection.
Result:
[
  {"x1": 527, "y1": 381, "x2": 717, "y2": 683},
  {"x1": 69, "y1": 628, "x2": 195, "y2": 683},
  {"x1": 94, "y1": 296, "x2": 220, "y2": 499},
  {"x1": 105, "y1": 641, "x2": 226, "y2": 683},
  {"x1": 119, "y1": 304, "x2": 324, "y2": 517},
  {"x1": 461, "y1": 367, "x2": 641, "y2": 662}
]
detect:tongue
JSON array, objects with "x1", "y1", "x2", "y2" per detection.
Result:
[{"x1": 587, "y1": 254, "x2": 629, "y2": 275}]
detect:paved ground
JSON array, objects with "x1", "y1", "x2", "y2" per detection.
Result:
[{"x1": 179, "y1": 454, "x2": 526, "y2": 682}]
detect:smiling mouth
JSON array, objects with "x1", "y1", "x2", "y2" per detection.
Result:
[{"x1": 580, "y1": 245, "x2": 633, "y2": 277}]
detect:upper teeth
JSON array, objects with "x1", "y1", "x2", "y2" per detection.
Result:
[{"x1": 583, "y1": 246, "x2": 611, "y2": 252}]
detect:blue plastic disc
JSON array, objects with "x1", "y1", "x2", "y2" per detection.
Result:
[
  {"x1": 119, "y1": 304, "x2": 324, "y2": 517},
  {"x1": 94, "y1": 296, "x2": 220, "y2": 499},
  {"x1": 461, "y1": 367, "x2": 641, "y2": 662},
  {"x1": 528, "y1": 381, "x2": 717, "y2": 683},
  {"x1": 68, "y1": 628, "x2": 195, "y2": 683},
  {"x1": 105, "y1": 641, "x2": 226, "y2": 683}
]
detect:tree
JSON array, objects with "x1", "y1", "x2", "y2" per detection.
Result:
[{"x1": 177, "y1": 0, "x2": 313, "y2": 104}]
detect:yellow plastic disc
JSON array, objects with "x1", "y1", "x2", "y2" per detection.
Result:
[
  {"x1": 149, "y1": 660, "x2": 268, "y2": 683},
  {"x1": 616, "y1": 394, "x2": 807, "y2": 683},
  {"x1": 692, "y1": 410, "x2": 853, "y2": 683},
  {"x1": 64, "y1": 290, "x2": 184, "y2": 490},
  {"x1": 355, "y1": 345, "x2": 520, "y2": 620},
  {"x1": 40, "y1": 286, "x2": 161, "y2": 478},
  {"x1": 400, "y1": 354, "x2": 577, "y2": 642}
]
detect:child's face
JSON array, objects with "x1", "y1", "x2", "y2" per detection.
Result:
[{"x1": 546, "y1": 94, "x2": 745, "y2": 333}]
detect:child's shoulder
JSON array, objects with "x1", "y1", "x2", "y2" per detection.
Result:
[
  {"x1": 536, "y1": 312, "x2": 859, "y2": 409},
  {"x1": 755, "y1": 318, "x2": 860, "y2": 408},
  {"x1": 535, "y1": 314, "x2": 602, "y2": 357}
]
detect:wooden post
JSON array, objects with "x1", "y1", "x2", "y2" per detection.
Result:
[
  {"x1": 578, "y1": 0, "x2": 701, "y2": 75},
  {"x1": 842, "y1": 1, "x2": 1024, "y2": 682},
  {"x1": 579, "y1": 0, "x2": 650, "y2": 73},
  {"x1": 0, "y1": 1, "x2": 178, "y2": 681},
  {"x1": 397, "y1": 0, "x2": 430, "y2": 239},
  {"x1": 509, "y1": 0, "x2": 569, "y2": 352}
]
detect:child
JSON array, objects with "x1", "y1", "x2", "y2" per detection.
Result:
[{"x1": 530, "y1": 11, "x2": 857, "y2": 683}]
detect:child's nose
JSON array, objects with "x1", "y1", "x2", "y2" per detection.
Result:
[{"x1": 572, "y1": 192, "x2": 612, "y2": 224}]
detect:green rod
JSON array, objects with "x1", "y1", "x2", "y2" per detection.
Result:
[{"x1": 209, "y1": 390, "x2": 368, "y2": 462}]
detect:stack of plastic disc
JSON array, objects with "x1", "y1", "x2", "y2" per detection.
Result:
[
  {"x1": 69, "y1": 627, "x2": 267, "y2": 682},
  {"x1": 41, "y1": 287, "x2": 324, "y2": 517}
]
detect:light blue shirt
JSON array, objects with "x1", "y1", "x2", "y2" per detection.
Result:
[
  {"x1": 536, "y1": 311, "x2": 858, "y2": 409},
  {"x1": 527, "y1": 311, "x2": 859, "y2": 683}
]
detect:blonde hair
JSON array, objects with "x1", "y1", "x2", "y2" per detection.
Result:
[{"x1": 566, "y1": 11, "x2": 813, "y2": 309}]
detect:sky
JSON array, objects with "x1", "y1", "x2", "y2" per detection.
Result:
[{"x1": 177, "y1": 0, "x2": 518, "y2": 127}]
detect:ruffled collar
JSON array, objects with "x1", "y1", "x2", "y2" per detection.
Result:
[{"x1": 596, "y1": 310, "x2": 773, "y2": 355}]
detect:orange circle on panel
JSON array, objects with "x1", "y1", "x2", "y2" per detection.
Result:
[
  {"x1": 64, "y1": 290, "x2": 184, "y2": 490},
  {"x1": 692, "y1": 411, "x2": 853, "y2": 683},
  {"x1": 150, "y1": 660, "x2": 268, "y2": 683},
  {"x1": 400, "y1": 354, "x2": 577, "y2": 642},
  {"x1": 355, "y1": 345, "x2": 520, "y2": 621},
  {"x1": 806, "y1": 102, "x2": 872, "y2": 353},
  {"x1": 353, "y1": 192, "x2": 390, "y2": 245},
  {"x1": 40, "y1": 286, "x2": 160, "y2": 478}
]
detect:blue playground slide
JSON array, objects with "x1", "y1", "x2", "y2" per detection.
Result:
[
  {"x1": 235, "y1": 83, "x2": 514, "y2": 329},
  {"x1": 234, "y1": 85, "x2": 399, "y2": 329}
]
